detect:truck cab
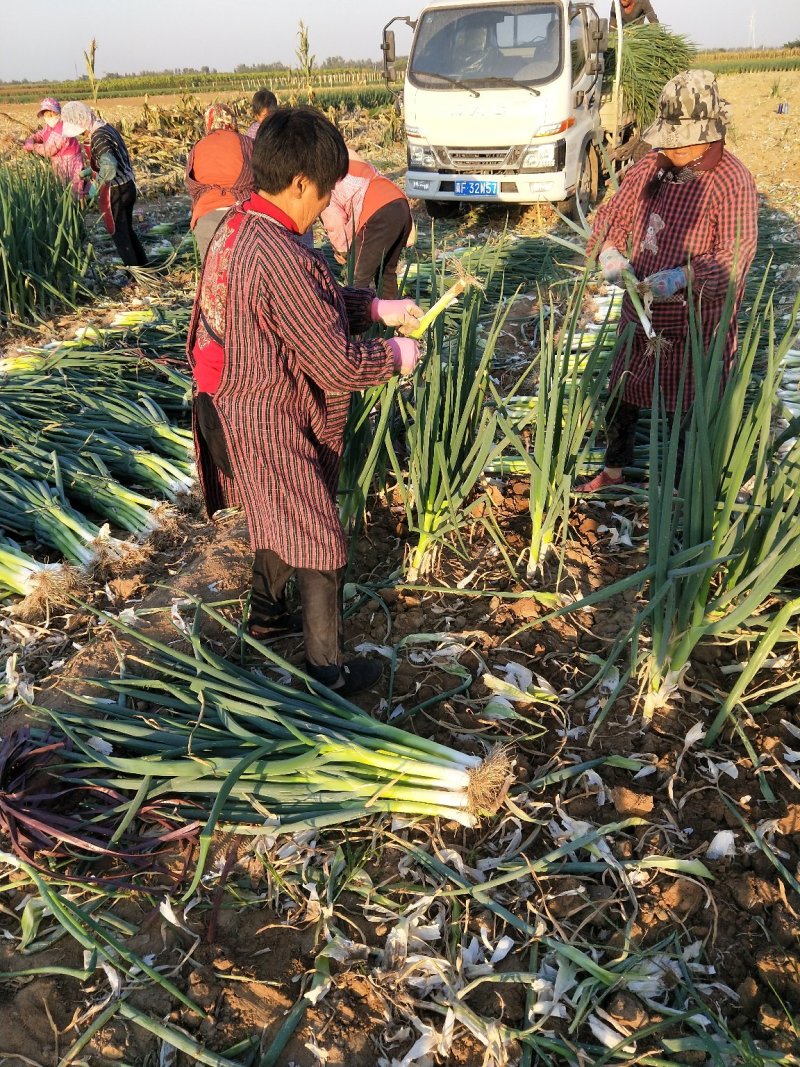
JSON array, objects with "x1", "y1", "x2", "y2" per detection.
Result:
[{"x1": 384, "y1": 0, "x2": 608, "y2": 217}]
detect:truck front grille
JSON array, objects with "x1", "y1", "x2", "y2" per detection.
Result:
[{"x1": 436, "y1": 146, "x2": 523, "y2": 173}]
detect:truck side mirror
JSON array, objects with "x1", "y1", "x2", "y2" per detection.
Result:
[
  {"x1": 382, "y1": 29, "x2": 397, "y2": 65},
  {"x1": 386, "y1": 61, "x2": 398, "y2": 82},
  {"x1": 588, "y1": 17, "x2": 608, "y2": 54}
]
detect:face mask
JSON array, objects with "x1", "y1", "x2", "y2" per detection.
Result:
[{"x1": 44, "y1": 116, "x2": 60, "y2": 127}]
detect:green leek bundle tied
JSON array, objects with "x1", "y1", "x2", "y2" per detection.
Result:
[
  {"x1": 40, "y1": 602, "x2": 515, "y2": 890},
  {"x1": 604, "y1": 25, "x2": 697, "y2": 128}
]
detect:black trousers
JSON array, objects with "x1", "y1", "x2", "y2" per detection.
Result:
[
  {"x1": 353, "y1": 200, "x2": 413, "y2": 299},
  {"x1": 605, "y1": 398, "x2": 641, "y2": 468},
  {"x1": 252, "y1": 551, "x2": 343, "y2": 668},
  {"x1": 109, "y1": 181, "x2": 148, "y2": 267},
  {"x1": 194, "y1": 392, "x2": 343, "y2": 668},
  {"x1": 605, "y1": 397, "x2": 688, "y2": 483}
]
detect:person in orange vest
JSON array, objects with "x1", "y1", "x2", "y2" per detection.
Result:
[
  {"x1": 185, "y1": 104, "x2": 254, "y2": 260},
  {"x1": 320, "y1": 149, "x2": 414, "y2": 298}
]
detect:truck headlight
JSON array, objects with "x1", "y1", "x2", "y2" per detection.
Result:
[
  {"x1": 522, "y1": 143, "x2": 557, "y2": 169},
  {"x1": 409, "y1": 143, "x2": 436, "y2": 169}
]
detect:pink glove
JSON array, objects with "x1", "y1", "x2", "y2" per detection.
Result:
[
  {"x1": 371, "y1": 297, "x2": 424, "y2": 333},
  {"x1": 598, "y1": 245, "x2": 631, "y2": 284},
  {"x1": 386, "y1": 337, "x2": 421, "y2": 375},
  {"x1": 23, "y1": 138, "x2": 35, "y2": 152}
]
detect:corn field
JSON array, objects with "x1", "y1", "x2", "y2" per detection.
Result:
[
  {"x1": 696, "y1": 47, "x2": 800, "y2": 74},
  {"x1": 0, "y1": 66, "x2": 389, "y2": 105}
]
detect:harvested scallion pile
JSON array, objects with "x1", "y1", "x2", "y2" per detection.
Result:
[{"x1": 41, "y1": 602, "x2": 513, "y2": 889}]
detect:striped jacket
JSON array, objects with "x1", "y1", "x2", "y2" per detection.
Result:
[
  {"x1": 588, "y1": 148, "x2": 758, "y2": 411},
  {"x1": 187, "y1": 196, "x2": 396, "y2": 570},
  {"x1": 89, "y1": 123, "x2": 135, "y2": 187}
]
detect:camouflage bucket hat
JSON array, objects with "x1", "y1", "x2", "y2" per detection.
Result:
[{"x1": 642, "y1": 69, "x2": 730, "y2": 149}]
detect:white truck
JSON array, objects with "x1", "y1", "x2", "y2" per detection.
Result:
[{"x1": 382, "y1": 0, "x2": 621, "y2": 219}]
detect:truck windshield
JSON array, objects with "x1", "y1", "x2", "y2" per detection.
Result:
[{"x1": 408, "y1": 3, "x2": 562, "y2": 90}]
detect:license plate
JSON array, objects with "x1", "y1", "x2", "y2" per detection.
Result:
[{"x1": 454, "y1": 180, "x2": 498, "y2": 197}]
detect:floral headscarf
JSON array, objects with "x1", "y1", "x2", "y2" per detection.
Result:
[{"x1": 204, "y1": 104, "x2": 238, "y2": 134}]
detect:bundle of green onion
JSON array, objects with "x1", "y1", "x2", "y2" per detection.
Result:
[
  {"x1": 0, "y1": 161, "x2": 93, "y2": 326},
  {"x1": 493, "y1": 278, "x2": 617, "y2": 576},
  {"x1": 0, "y1": 352, "x2": 194, "y2": 593},
  {"x1": 387, "y1": 268, "x2": 511, "y2": 580},
  {"x1": 605, "y1": 25, "x2": 697, "y2": 127},
  {"x1": 638, "y1": 280, "x2": 800, "y2": 713},
  {"x1": 42, "y1": 604, "x2": 513, "y2": 885},
  {"x1": 0, "y1": 535, "x2": 82, "y2": 607},
  {"x1": 0, "y1": 469, "x2": 127, "y2": 569}
]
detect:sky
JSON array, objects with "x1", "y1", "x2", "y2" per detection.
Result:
[{"x1": 1, "y1": 0, "x2": 798, "y2": 83}]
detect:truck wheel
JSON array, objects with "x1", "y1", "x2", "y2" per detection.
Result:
[
  {"x1": 425, "y1": 200, "x2": 461, "y2": 220},
  {"x1": 558, "y1": 146, "x2": 599, "y2": 224}
]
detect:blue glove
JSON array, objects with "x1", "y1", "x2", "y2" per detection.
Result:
[
  {"x1": 87, "y1": 182, "x2": 100, "y2": 203},
  {"x1": 644, "y1": 267, "x2": 688, "y2": 299},
  {"x1": 79, "y1": 166, "x2": 93, "y2": 179}
]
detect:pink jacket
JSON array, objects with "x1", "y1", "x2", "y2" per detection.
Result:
[{"x1": 24, "y1": 121, "x2": 85, "y2": 195}]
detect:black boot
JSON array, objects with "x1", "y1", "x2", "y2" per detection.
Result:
[
  {"x1": 298, "y1": 567, "x2": 384, "y2": 695},
  {"x1": 246, "y1": 610, "x2": 303, "y2": 640},
  {"x1": 306, "y1": 657, "x2": 384, "y2": 696}
]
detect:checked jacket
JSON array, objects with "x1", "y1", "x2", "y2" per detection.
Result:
[{"x1": 588, "y1": 148, "x2": 758, "y2": 412}]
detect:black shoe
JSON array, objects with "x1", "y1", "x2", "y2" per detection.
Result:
[{"x1": 306, "y1": 657, "x2": 384, "y2": 696}]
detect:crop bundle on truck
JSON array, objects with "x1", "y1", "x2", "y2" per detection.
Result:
[{"x1": 382, "y1": 0, "x2": 693, "y2": 218}]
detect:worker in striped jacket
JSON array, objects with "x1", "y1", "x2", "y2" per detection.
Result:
[
  {"x1": 187, "y1": 107, "x2": 423, "y2": 695},
  {"x1": 61, "y1": 101, "x2": 147, "y2": 268}
]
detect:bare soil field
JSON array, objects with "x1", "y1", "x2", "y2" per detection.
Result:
[{"x1": 1, "y1": 69, "x2": 799, "y2": 1067}]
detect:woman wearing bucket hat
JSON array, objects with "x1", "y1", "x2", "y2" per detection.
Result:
[
  {"x1": 23, "y1": 98, "x2": 86, "y2": 196},
  {"x1": 576, "y1": 69, "x2": 758, "y2": 493},
  {"x1": 60, "y1": 100, "x2": 147, "y2": 269}
]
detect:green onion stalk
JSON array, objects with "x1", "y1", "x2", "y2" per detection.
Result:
[
  {"x1": 338, "y1": 377, "x2": 399, "y2": 534},
  {"x1": 38, "y1": 603, "x2": 514, "y2": 887},
  {"x1": 0, "y1": 403, "x2": 194, "y2": 503},
  {"x1": 638, "y1": 276, "x2": 800, "y2": 714},
  {"x1": 0, "y1": 535, "x2": 83, "y2": 611},
  {"x1": 1, "y1": 441, "x2": 164, "y2": 536},
  {"x1": 0, "y1": 348, "x2": 193, "y2": 412},
  {"x1": 493, "y1": 276, "x2": 618, "y2": 578},
  {"x1": 0, "y1": 470, "x2": 128, "y2": 569},
  {"x1": 386, "y1": 267, "x2": 513, "y2": 581},
  {"x1": 75, "y1": 393, "x2": 194, "y2": 461},
  {"x1": 0, "y1": 160, "x2": 94, "y2": 326}
]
